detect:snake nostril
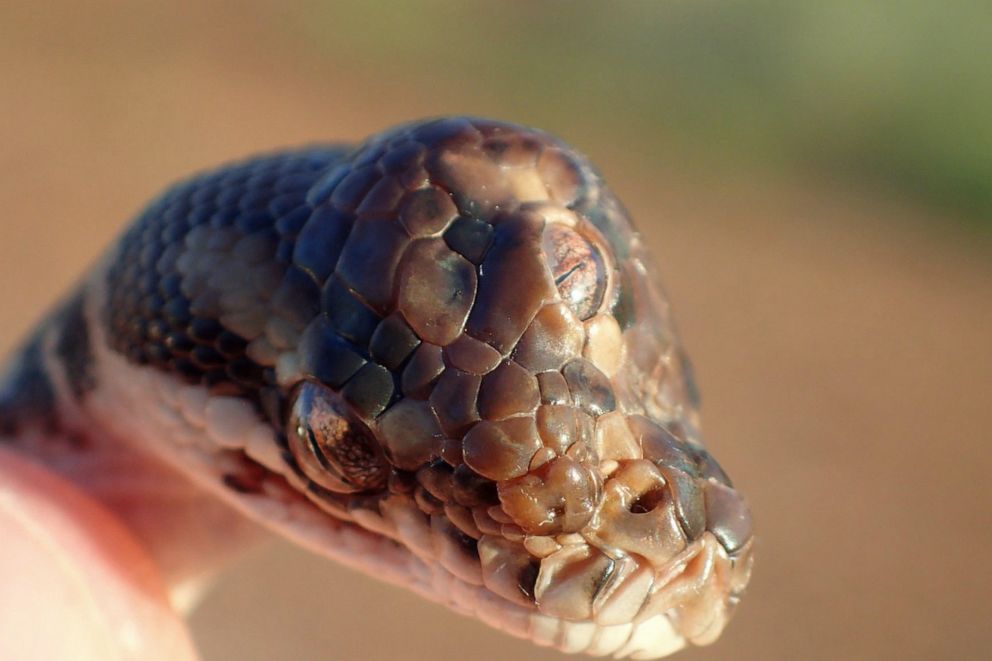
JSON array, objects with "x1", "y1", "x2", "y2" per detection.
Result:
[
  {"x1": 497, "y1": 456, "x2": 599, "y2": 535},
  {"x1": 517, "y1": 559, "x2": 540, "y2": 601},
  {"x1": 628, "y1": 486, "x2": 667, "y2": 514}
]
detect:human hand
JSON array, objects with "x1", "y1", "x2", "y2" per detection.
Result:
[{"x1": 0, "y1": 447, "x2": 198, "y2": 661}]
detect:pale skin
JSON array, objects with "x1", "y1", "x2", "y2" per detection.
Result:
[{"x1": 0, "y1": 448, "x2": 197, "y2": 661}]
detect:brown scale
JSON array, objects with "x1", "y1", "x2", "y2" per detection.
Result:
[
  {"x1": 513, "y1": 303, "x2": 586, "y2": 372},
  {"x1": 396, "y1": 238, "x2": 476, "y2": 346},
  {"x1": 428, "y1": 369, "x2": 482, "y2": 437},
  {"x1": 477, "y1": 361, "x2": 540, "y2": 420},
  {"x1": 462, "y1": 416, "x2": 543, "y2": 481},
  {"x1": 535, "y1": 404, "x2": 595, "y2": 456},
  {"x1": 497, "y1": 456, "x2": 600, "y2": 535},
  {"x1": 442, "y1": 334, "x2": 502, "y2": 375},
  {"x1": 398, "y1": 186, "x2": 458, "y2": 237},
  {"x1": 465, "y1": 212, "x2": 559, "y2": 354},
  {"x1": 376, "y1": 399, "x2": 441, "y2": 471}
]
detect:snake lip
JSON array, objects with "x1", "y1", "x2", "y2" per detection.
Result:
[{"x1": 237, "y1": 437, "x2": 732, "y2": 657}]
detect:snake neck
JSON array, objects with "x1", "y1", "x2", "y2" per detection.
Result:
[{"x1": 0, "y1": 285, "x2": 267, "y2": 608}]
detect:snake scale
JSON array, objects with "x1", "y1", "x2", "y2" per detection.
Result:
[{"x1": 0, "y1": 117, "x2": 753, "y2": 658}]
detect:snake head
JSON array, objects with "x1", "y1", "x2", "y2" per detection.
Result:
[
  {"x1": 102, "y1": 116, "x2": 753, "y2": 658},
  {"x1": 276, "y1": 118, "x2": 754, "y2": 656}
]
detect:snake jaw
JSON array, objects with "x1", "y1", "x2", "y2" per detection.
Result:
[{"x1": 68, "y1": 115, "x2": 756, "y2": 657}]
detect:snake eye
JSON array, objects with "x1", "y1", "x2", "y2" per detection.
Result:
[
  {"x1": 542, "y1": 223, "x2": 607, "y2": 321},
  {"x1": 287, "y1": 382, "x2": 388, "y2": 493}
]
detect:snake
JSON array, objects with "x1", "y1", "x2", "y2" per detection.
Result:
[{"x1": 0, "y1": 117, "x2": 752, "y2": 659}]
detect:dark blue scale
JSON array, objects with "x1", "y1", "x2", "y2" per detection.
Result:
[{"x1": 104, "y1": 147, "x2": 350, "y2": 398}]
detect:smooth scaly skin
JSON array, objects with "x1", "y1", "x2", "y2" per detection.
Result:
[{"x1": 0, "y1": 117, "x2": 753, "y2": 658}]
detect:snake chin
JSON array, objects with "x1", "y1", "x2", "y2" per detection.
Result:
[
  {"x1": 274, "y1": 461, "x2": 753, "y2": 659},
  {"x1": 313, "y1": 495, "x2": 751, "y2": 659}
]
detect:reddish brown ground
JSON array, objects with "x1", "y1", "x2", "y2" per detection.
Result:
[{"x1": 1, "y1": 4, "x2": 989, "y2": 660}]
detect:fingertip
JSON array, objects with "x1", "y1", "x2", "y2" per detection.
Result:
[{"x1": 0, "y1": 448, "x2": 198, "y2": 661}]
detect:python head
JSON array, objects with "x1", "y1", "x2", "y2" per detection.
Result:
[{"x1": 98, "y1": 116, "x2": 753, "y2": 658}]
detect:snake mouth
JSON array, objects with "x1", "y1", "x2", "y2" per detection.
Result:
[
  {"x1": 240, "y1": 382, "x2": 754, "y2": 659},
  {"x1": 228, "y1": 432, "x2": 750, "y2": 660},
  {"x1": 218, "y1": 434, "x2": 751, "y2": 659},
  {"x1": 479, "y1": 529, "x2": 754, "y2": 651}
]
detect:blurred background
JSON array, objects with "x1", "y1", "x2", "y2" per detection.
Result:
[{"x1": 1, "y1": 2, "x2": 989, "y2": 659}]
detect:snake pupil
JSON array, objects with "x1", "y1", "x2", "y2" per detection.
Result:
[
  {"x1": 287, "y1": 381, "x2": 388, "y2": 493},
  {"x1": 542, "y1": 223, "x2": 607, "y2": 320}
]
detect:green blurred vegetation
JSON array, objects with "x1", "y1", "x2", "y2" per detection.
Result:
[{"x1": 293, "y1": 1, "x2": 991, "y2": 230}]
